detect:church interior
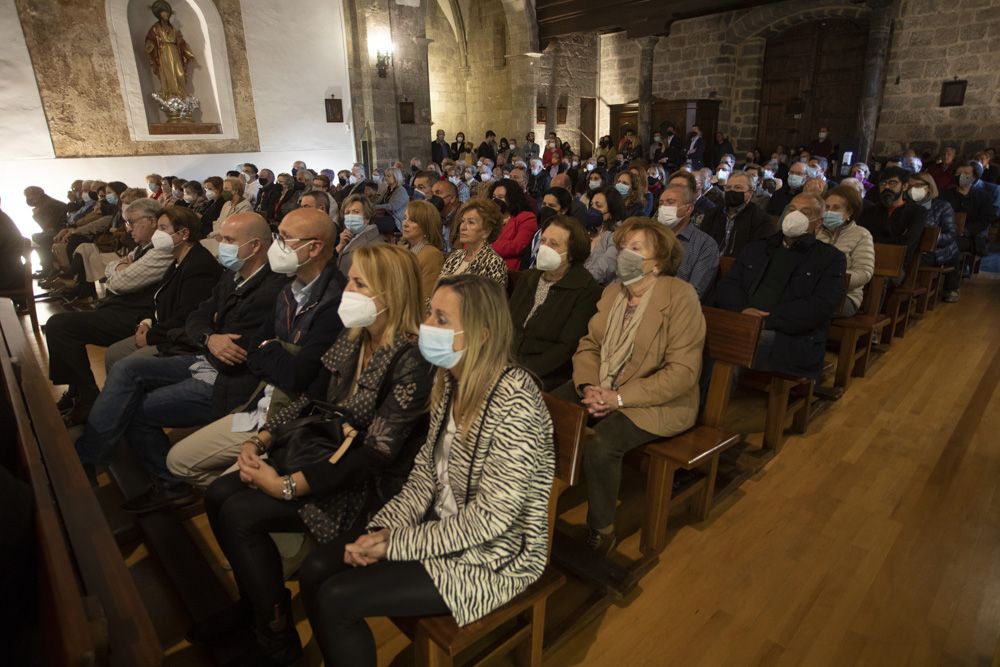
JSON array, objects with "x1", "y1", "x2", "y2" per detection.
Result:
[{"x1": 1, "y1": 0, "x2": 999, "y2": 665}]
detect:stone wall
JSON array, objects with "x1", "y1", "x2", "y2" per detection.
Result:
[
  {"x1": 427, "y1": 0, "x2": 467, "y2": 141},
  {"x1": 876, "y1": 0, "x2": 1000, "y2": 157},
  {"x1": 535, "y1": 33, "x2": 599, "y2": 155},
  {"x1": 597, "y1": 31, "x2": 639, "y2": 137},
  {"x1": 462, "y1": 0, "x2": 515, "y2": 141}
]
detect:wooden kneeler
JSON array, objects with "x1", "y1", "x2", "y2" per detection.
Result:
[
  {"x1": 639, "y1": 307, "x2": 762, "y2": 555},
  {"x1": 392, "y1": 393, "x2": 587, "y2": 667}
]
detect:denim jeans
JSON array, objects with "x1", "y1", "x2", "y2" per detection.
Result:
[{"x1": 75, "y1": 354, "x2": 216, "y2": 487}]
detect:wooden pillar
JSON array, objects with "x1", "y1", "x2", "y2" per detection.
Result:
[
  {"x1": 636, "y1": 36, "x2": 659, "y2": 149},
  {"x1": 857, "y1": 0, "x2": 896, "y2": 163}
]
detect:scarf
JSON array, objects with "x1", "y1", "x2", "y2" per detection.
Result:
[{"x1": 598, "y1": 285, "x2": 652, "y2": 389}]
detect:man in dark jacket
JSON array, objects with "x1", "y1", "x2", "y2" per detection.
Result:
[
  {"x1": 477, "y1": 130, "x2": 498, "y2": 163},
  {"x1": 858, "y1": 166, "x2": 927, "y2": 280},
  {"x1": 0, "y1": 197, "x2": 25, "y2": 292},
  {"x1": 431, "y1": 129, "x2": 451, "y2": 166},
  {"x1": 942, "y1": 161, "x2": 995, "y2": 258},
  {"x1": 767, "y1": 161, "x2": 808, "y2": 216},
  {"x1": 700, "y1": 171, "x2": 776, "y2": 257},
  {"x1": 716, "y1": 193, "x2": 846, "y2": 379},
  {"x1": 25, "y1": 186, "x2": 69, "y2": 278},
  {"x1": 73, "y1": 213, "x2": 283, "y2": 511}
]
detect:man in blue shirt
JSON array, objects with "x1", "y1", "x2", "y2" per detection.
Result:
[{"x1": 656, "y1": 184, "x2": 719, "y2": 300}]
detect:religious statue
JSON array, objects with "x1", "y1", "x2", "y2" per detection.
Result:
[{"x1": 145, "y1": 0, "x2": 199, "y2": 122}]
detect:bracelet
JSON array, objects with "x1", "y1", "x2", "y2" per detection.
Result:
[
  {"x1": 617, "y1": 393, "x2": 624, "y2": 409},
  {"x1": 281, "y1": 475, "x2": 297, "y2": 501},
  {"x1": 249, "y1": 435, "x2": 267, "y2": 456}
]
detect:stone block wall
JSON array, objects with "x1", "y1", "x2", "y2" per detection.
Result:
[
  {"x1": 427, "y1": 0, "x2": 467, "y2": 142},
  {"x1": 535, "y1": 33, "x2": 599, "y2": 155},
  {"x1": 462, "y1": 0, "x2": 515, "y2": 141},
  {"x1": 876, "y1": 0, "x2": 1000, "y2": 157},
  {"x1": 597, "y1": 31, "x2": 639, "y2": 136}
]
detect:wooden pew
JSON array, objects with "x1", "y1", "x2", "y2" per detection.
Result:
[
  {"x1": 0, "y1": 299, "x2": 160, "y2": 666},
  {"x1": 880, "y1": 226, "x2": 939, "y2": 344},
  {"x1": 953, "y1": 211, "x2": 983, "y2": 279},
  {"x1": 391, "y1": 392, "x2": 586, "y2": 666},
  {"x1": 828, "y1": 243, "x2": 906, "y2": 392},
  {"x1": 0, "y1": 238, "x2": 40, "y2": 333},
  {"x1": 639, "y1": 306, "x2": 762, "y2": 555}
]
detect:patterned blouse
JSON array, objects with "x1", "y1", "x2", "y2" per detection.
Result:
[
  {"x1": 266, "y1": 329, "x2": 433, "y2": 542},
  {"x1": 440, "y1": 244, "x2": 509, "y2": 289}
]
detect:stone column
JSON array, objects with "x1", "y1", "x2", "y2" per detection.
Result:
[
  {"x1": 508, "y1": 53, "x2": 541, "y2": 140},
  {"x1": 636, "y1": 36, "x2": 658, "y2": 149},
  {"x1": 857, "y1": 0, "x2": 896, "y2": 163}
]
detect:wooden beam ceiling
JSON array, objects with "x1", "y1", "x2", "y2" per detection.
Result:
[{"x1": 535, "y1": 0, "x2": 790, "y2": 45}]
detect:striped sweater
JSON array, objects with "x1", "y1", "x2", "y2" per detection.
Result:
[{"x1": 369, "y1": 366, "x2": 554, "y2": 626}]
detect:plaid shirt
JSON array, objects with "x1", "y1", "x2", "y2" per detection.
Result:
[{"x1": 104, "y1": 244, "x2": 174, "y2": 296}]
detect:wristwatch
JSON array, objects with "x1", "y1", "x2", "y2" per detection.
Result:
[
  {"x1": 281, "y1": 475, "x2": 297, "y2": 501},
  {"x1": 249, "y1": 435, "x2": 267, "y2": 456}
]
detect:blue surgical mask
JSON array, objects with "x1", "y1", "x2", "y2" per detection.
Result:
[
  {"x1": 615, "y1": 182, "x2": 630, "y2": 197},
  {"x1": 788, "y1": 174, "x2": 806, "y2": 189},
  {"x1": 105, "y1": 192, "x2": 118, "y2": 206},
  {"x1": 585, "y1": 208, "x2": 605, "y2": 231},
  {"x1": 821, "y1": 211, "x2": 845, "y2": 231},
  {"x1": 418, "y1": 324, "x2": 464, "y2": 369},
  {"x1": 217, "y1": 239, "x2": 253, "y2": 271},
  {"x1": 344, "y1": 214, "x2": 365, "y2": 234},
  {"x1": 413, "y1": 189, "x2": 426, "y2": 201}
]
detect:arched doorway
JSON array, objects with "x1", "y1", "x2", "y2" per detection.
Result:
[{"x1": 756, "y1": 18, "x2": 868, "y2": 155}]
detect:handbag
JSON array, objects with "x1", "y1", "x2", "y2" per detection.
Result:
[{"x1": 265, "y1": 343, "x2": 410, "y2": 475}]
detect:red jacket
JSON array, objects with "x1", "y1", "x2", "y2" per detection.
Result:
[{"x1": 492, "y1": 210, "x2": 538, "y2": 270}]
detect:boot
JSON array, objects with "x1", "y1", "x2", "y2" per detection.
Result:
[
  {"x1": 186, "y1": 598, "x2": 252, "y2": 643},
  {"x1": 253, "y1": 588, "x2": 303, "y2": 666}
]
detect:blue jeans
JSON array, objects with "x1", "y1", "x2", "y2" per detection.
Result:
[{"x1": 75, "y1": 354, "x2": 216, "y2": 488}]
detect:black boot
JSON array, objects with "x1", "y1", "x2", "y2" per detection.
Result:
[
  {"x1": 186, "y1": 598, "x2": 253, "y2": 643},
  {"x1": 252, "y1": 589, "x2": 302, "y2": 666}
]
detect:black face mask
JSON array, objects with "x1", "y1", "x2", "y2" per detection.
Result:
[
  {"x1": 539, "y1": 206, "x2": 558, "y2": 226},
  {"x1": 88, "y1": 190, "x2": 99, "y2": 202},
  {"x1": 879, "y1": 188, "x2": 901, "y2": 206},
  {"x1": 585, "y1": 207, "x2": 605, "y2": 231},
  {"x1": 724, "y1": 190, "x2": 746, "y2": 208},
  {"x1": 647, "y1": 176, "x2": 658, "y2": 187},
  {"x1": 338, "y1": 177, "x2": 348, "y2": 186},
  {"x1": 258, "y1": 178, "x2": 269, "y2": 187}
]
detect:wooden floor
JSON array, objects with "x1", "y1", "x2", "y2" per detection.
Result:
[{"x1": 29, "y1": 274, "x2": 1000, "y2": 666}]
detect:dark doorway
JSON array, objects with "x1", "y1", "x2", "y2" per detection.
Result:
[
  {"x1": 580, "y1": 97, "x2": 597, "y2": 158},
  {"x1": 756, "y1": 19, "x2": 868, "y2": 157}
]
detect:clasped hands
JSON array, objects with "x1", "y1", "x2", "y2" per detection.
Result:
[
  {"x1": 581, "y1": 385, "x2": 620, "y2": 419},
  {"x1": 344, "y1": 529, "x2": 389, "y2": 567}
]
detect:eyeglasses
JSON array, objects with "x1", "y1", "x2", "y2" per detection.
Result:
[
  {"x1": 272, "y1": 233, "x2": 318, "y2": 252},
  {"x1": 124, "y1": 215, "x2": 154, "y2": 229}
]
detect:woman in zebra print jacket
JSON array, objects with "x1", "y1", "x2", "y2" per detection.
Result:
[{"x1": 301, "y1": 274, "x2": 555, "y2": 666}]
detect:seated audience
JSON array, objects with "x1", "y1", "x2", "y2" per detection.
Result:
[
  {"x1": 46, "y1": 198, "x2": 173, "y2": 424},
  {"x1": 301, "y1": 274, "x2": 554, "y2": 667},
  {"x1": 818, "y1": 185, "x2": 875, "y2": 317},
  {"x1": 657, "y1": 184, "x2": 720, "y2": 299},
  {"x1": 73, "y1": 213, "x2": 287, "y2": 512},
  {"x1": 199, "y1": 176, "x2": 226, "y2": 236},
  {"x1": 554, "y1": 217, "x2": 705, "y2": 555},
  {"x1": 375, "y1": 167, "x2": 410, "y2": 232},
  {"x1": 146, "y1": 174, "x2": 164, "y2": 200},
  {"x1": 197, "y1": 245, "x2": 431, "y2": 664},
  {"x1": 584, "y1": 187, "x2": 624, "y2": 285},
  {"x1": 614, "y1": 170, "x2": 645, "y2": 217},
  {"x1": 716, "y1": 193, "x2": 847, "y2": 378},
  {"x1": 336, "y1": 194, "x2": 385, "y2": 278},
  {"x1": 510, "y1": 215, "x2": 602, "y2": 389},
  {"x1": 25, "y1": 186, "x2": 70, "y2": 279},
  {"x1": 400, "y1": 200, "x2": 446, "y2": 300},
  {"x1": 181, "y1": 180, "x2": 209, "y2": 216},
  {"x1": 439, "y1": 198, "x2": 508, "y2": 288},
  {"x1": 670, "y1": 170, "x2": 714, "y2": 228},
  {"x1": 431, "y1": 178, "x2": 460, "y2": 252},
  {"x1": 767, "y1": 160, "x2": 808, "y2": 215},
  {"x1": 50, "y1": 182, "x2": 126, "y2": 279},
  {"x1": 701, "y1": 171, "x2": 776, "y2": 257},
  {"x1": 488, "y1": 178, "x2": 538, "y2": 271},
  {"x1": 103, "y1": 206, "x2": 223, "y2": 371},
  {"x1": 859, "y1": 167, "x2": 927, "y2": 280},
  {"x1": 218, "y1": 176, "x2": 252, "y2": 228},
  {"x1": 907, "y1": 171, "x2": 960, "y2": 302},
  {"x1": 942, "y1": 161, "x2": 996, "y2": 261}
]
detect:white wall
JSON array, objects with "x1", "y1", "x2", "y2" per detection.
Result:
[{"x1": 0, "y1": 0, "x2": 356, "y2": 235}]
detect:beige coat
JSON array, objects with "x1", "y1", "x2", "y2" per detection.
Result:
[
  {"x1": 572, "y1": 275, "x2": 706, "y2": 437},
  {"x1": 816, "y1": 221, "x2": 875, "y2": 309}
]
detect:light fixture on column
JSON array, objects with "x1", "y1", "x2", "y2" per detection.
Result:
[{"x1": 370, "y1": 30, "x2": 394, "y2": 78}]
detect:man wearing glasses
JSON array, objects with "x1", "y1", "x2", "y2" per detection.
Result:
[
  {"x1": 859, "y1": 166, "x2": 928, "y2": 283},
  {"x1": 46, "y1": 197, "x2": 174, "y2": 424},
  {"x1": 701, "y1": 170, "x2": 777, "y2": 258}
]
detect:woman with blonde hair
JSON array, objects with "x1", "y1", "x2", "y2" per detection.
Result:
[
  {"x1": 554, "y1": 216, "x2": 705, "y2": 556},
  {"x1": 401, "y1": 200, "x2": 445, "y2": 300},
  {"x1": 303, "y1": 274, "x2": 555, "y2": 666},
  {"x1": 439, "y1": 198, "x2": 508, "y2": 288},
  {"x1": 202, "y1": 176, "x2": 252, "y2": 252},
  {"x1": 200, "y1": 244, "x2": 433, "y2": 664}
]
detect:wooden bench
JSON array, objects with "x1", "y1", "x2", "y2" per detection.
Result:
[
  {"x1": 953, "y1": 211, "x2": 983, "y2": 279},
  {"x1": 391, "y1": 392, "x2": 587, "y2": 666},
  {"x1": 880, "y1": 226, "x2": 939, "y2": 344},
  {"x1": 638, "y1": 306, "x2": 761, "y2": 555},
  {"x1": 0, "y1": 238, "x2": 40, "y2": 333},
  {"x1": 828, "y1": 243, "x2": 906, "y2": 392},
  {"x1": 0, "y1": 299, "x2": 160, "y2": 666}
]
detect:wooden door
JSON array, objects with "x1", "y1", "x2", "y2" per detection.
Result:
[
  {"x1": 756, "y1": 19, "x2": 868, "y2": 156},
  {"x1": 580, "y1": 97, "x2": 597, "y2": 158}
]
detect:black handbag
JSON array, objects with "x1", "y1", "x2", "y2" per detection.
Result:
[{"x1": 265, "y1": 343, "x2": 410, "y2": 475}]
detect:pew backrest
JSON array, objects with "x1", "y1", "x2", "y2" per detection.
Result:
[{"x1": 701, "y1": 306, "x2": 762, "y2": 427}]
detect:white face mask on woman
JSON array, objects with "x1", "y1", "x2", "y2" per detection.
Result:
[{"x1": 337, "y1": 291, "x2": 384, "y2": 328}]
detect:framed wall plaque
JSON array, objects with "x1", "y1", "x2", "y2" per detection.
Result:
[
  {"x1": 939, "y1": 80, "x2": 967, "y2": 107},
  {"x1": 325, "y1": 96, "x2": 344, "y2": 123},
  {"x1": 399, "y1": 101, "x2": 415, "y2": 124}
]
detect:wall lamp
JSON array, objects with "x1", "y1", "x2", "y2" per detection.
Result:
[{"x1": 370, "y1": 31, "x2": 394, "y2": 78}]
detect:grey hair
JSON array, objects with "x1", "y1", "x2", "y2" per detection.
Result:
[
  {"x1": 384, "y1": 166, "x2": 405, "y2": 187},
  {"x1": 125, "y1": 197, "x2": 163, "y2": 220},
  {"x1": 726, "y1": 170, "x2": 752, "y2": 189}
]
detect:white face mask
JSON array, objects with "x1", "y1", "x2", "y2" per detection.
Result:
[
  {"x1": 205, "y1": 189, "x2": 218, "y2": 201},
  {"x1": 781, "y1": 210, "x2": 811, "y2": 239},
  {"x1": 151, "y1": 229, "x2": 177, "y2": 251},
  {"x1": 267, "y1": 239, "x2": 315, "y2": 275},
  {"x1": 716, "y1": 169, "x2": 730, "y2": 183},
  {"x1": 535, "y1": 244, "x2": 566, "y2": 272},
  {"x1": 909, "y1": 186, "x2": 928, "y2": 202},
  {"x1": 337, "y1": 291, "x2": 383, "y2": 328},
  {"x1": 183, "y1": 193, "x2": 195, "y2": 203},
  {"x1": 657, "y1": 205, "x2": 680, "y2": 227}
]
